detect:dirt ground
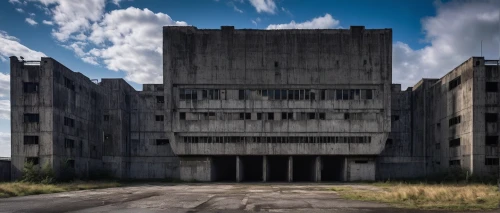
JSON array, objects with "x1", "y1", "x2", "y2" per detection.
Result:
[{"x1": 0, "y1": 183, "x2": 496, "y2": 213}]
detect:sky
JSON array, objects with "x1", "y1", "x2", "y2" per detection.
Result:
[{"x1": 0, "y1": 0, "x2": 499, "y2": 157}]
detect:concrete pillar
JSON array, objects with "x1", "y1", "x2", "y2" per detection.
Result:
[
  {"x1": 287, "y1": 156, "x2": 293, "y2": 182},
  {"x1": 236, "y1": 156, "x2": 243, "y2": 182},
  {"x1": 315, "y1": 156, "x2": 321, "y2": 182},
  {"x1": 263, "y1": 156, "x2": 268, "y2": 182}
]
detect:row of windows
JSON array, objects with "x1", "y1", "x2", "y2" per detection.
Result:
[
  {"x1": 179, "y1": 112, "x2": 364, "y2": 121},
  {"x1": 449, "y1": 115, "x2": 461, "y2": 127},
  {"x1": 182, "y1": 136, "x2": 372, "y2": 144},
  {"x1": 179, "y1": 89, "x2": 375, "y2": 101}
]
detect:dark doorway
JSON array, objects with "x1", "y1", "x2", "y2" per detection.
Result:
[
  {"x1": 268, "y1": 156, "x2": 288, "y2": 182},
  {"x1": 293, "y1": 156, "x2": 315, "y2": 182},
  {"x1": 241, "y1": 156, "x2": 263, "y2": 182},
  {"x1": 212, "y1": 156, "x2": 236, "y2": 181},
  {"x1": 321, "y1": 156, "x2": 344, "y2": 181}
]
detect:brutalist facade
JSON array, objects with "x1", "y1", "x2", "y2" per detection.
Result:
[{"x1": 10, "y1": 26, "x2": 499, "y2": 182}]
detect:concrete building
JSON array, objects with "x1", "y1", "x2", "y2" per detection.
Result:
[{"x1": 9, "y1": 25, "x2": 499, "y2": 182}]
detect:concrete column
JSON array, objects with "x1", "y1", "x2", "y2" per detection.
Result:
[
  {"x1": 236, "y1": 156, "x2": 243, "y2": 182},
  {"x1": 315, "y1": 156, "x2": 321, "y2": 182},
  {"x1": 287, "y1": 156, "x2": 293, "y2": 182},
  {"x1": 262, "y1": 156, "x2": 268, "y2": 182}
]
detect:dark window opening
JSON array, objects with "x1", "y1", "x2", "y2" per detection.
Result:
[
  {"x1": 448, "y1": 76, "x2": 461, "y2": 91},
  {"x1": 274, "y1": 61, "x2": 279, "y2": 67},
  {"x1": 64, "y1": 117, "x2": 75, "y2": 127},
  {"x1": 344, "y1": 113, "x2": 350, "y2": 120},
  {"x1": 67, "y1": 160, "x2": 75, "y2": 169},
  {"x1": 485, "y1": 158, "x2": 499, "y2": 166},
  {"x1": 24, "y1": 136, "x2": 39, "y2": 145},
  {"x1": 486, "y1": 136, "x2": 498, "y2": 146},
  {"x1": 354, "y1": 160, "x2": 368, "y2": 164},
  {"x1": 239, "y1": 90, "x2": 245, "y2": 100},
  {"x1": 156, "y1": 139, "x2": 169, "y2": 145},
  {"x1": 179, "y1": 89, "x2": 186, "y2": 100},
  {"x1": 156, "y1": 96, "x2": 165, "y2": 103},
  {"x1": 104, "y1": 134, "x2": 112, "y2": 141},
  {"x1": 486, "y1": 82, "x2": 498, "y2": 92},
  {"x1": 26, "y1": 157, "x2": 39, "y2": 165},
  {"x1": 155, "y1": 115, "x2": 164, "y2": 121},
  {"x1": 449, "y1": 160, "x2": 461, "y2": 166},
  {"x1": 485, "y1": 113, "x2": 498, "y2": 122},
  {"x1": 386, "y1": 139, "x2": 393, "y2": 146},
  {"x1": 308, "y1": 112, "x2": 316, "y2": 120},
  {"x1": 267, "y1": 113, "x2": 274, "y2": 120},
  {"x1": 392, "y1": 115, "x2": 400, "y2": 121},
  {"x1": 319, "y1": 112, "x2": 326, "y2": 120},
  {"x1": 64, "y1": 77, "x2": 75, "y2": 91},
  {"x1": 103, "y1": 115, "x2": 110, "y2": 121},
  {"x1": 65, "y1": 138, "x2": 75, "y2": 148},
  {"x1": 23, "y1": 82, "x2": 39, "y2": 93},
  {"x1": 449, "y1": 138, "x2": 461, "y2": 147},
  {"x1": 448, "y1": 115, "x2": 461, "y2": 126},
  {"x1": 366, "y1": 89, "x2": 373, "y2": 99},
  {"x1": 257, "y1": 113, "x2": 262, "y2": 120},
  {"x1": 281, "y1": 90, "x2": 287, "y2": 100},
  {"x1": 24, "y1": 113, "x2": 39, "y2": 123},
  {"x1": 179, "y1": 112, "x2": 186, "y2": 120}
]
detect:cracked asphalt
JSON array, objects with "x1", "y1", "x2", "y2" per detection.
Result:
[{"x1": 0, "y1": 183, "x2": 496, "y2": 213}]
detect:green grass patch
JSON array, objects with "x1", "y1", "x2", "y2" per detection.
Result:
[
  {"x1": 331, "y1": 183, "x2": 500, "y2": 211},
  {"x1": 0, "y1": 181, "x2": 121, "y2": 198}
]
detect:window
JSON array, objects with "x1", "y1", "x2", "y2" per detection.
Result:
[
  {"x1": 485, "y1": 158, "x2": 499, "y2": 166},
  {"x1": 156, "y1": 86, "x2": 163, "y2": 91},
  {"x1": 179, "y1": 112, "x2": 186, "y2": 120},
  {"x1": 448, "y1": 115, "x2": 461, "y2": 126},
  {"x1": 274, "y1": 61, "x2": 279, "y2": 67},
  {"x1": 386, "y1": 139, "x2": 393, "y2": 146},
  {"x1": 65, "y1": 138, "x2": 75, "y2": 148},
  {"x1": 392, "y1": 115, "x2": 399, "y2": 121},
  {"x1": 67, "y1": 160, "x2": 75, "y2": 169},
  {"x1": 485, "y1": 113, "x2": 498, "y2": 122},
  {"x1": 155, "y1": 115, "x2": 164, "y2": 121},
  {"x1": 239, "y1": 90, "x2": 245, "y2": 100},
  {"x1": 282, "y1": 112, "x2": 293, "y2": 120},
  {"x1": 104, "y1": 134, "x2": 112, "y2": 141},
  {"x1": 64, "y1": 77, "x2": 75, "y2": 91},
  {"x1": 275, "y1": 90, "x2": 281, "y2": 100},
  {"x1": 486, "y1": 82, "x2": 498, "y2": 92},
  {"x1": 342, "y1": 89, "x2": 349, "y2": 100},
  {"x1": 64, "y1": 117, "x2": 74, "y2": 127},
  {"x1": 294, "y1": 90, "x2": 300, "y2": 100},
  {"x1": 486, "y1": 136, "x2": 498, "y2": 146},
  {"x1": 310, "y1": 91, "x2": 316, "y2": 100},
  {"x1": 179, "y1": 89, "x2": 186, "y2": 100},
  {"x1": 305, "y1": 89, "x2": 310, "y2": 100},
  {"x1": 267, "y1": 113, "x2": 274, "y2": 120},
  {"x1": 26, "y1": 157, "x2": 39, "y2": 165},
  {"x1": 366, "y1": 89, "x2": 373, "y2": 100},
  {"x1": 239, "y1": 113, "x2": 251, "y2": 120},
  {"x1": 103, "y1": 115, "x2": 110, "y2": 121},
  {"x1": 354, "y1": 160, "x2": 368, "y2": 164},
  {"x1": 319, "y1": 113, "x2": 325, "y2": 120},
  {"x1": 308, "y1": 112, "x2": 316, "y2": 120},
  {"x1": 257, "y1": 113, "x2": 262, "y2": 120},
  {"x1": 24, "y1": 136, "x2": 39, "y2": 145},
  {"x1": 449, "y1": 138, "x2": 461, "y2": 147},
  {"x1": 344, "y1": 113, "x2": 350, "y2": 120},
  {"x1": 23, "y1": 82, "x2": 39, "y2": 93},
  {"x1": 281, "y1": 90, "x2": 287, "y2": 100},
  {"x1": 24, "y1": 113, "x2": 39, "y2": 123},
  {"x1": 156, "y1": 96, "x2": 165, "y2": 103},
  {"x1": 449, "y1": 160, "x2": 461, "y2": 166},
  {"x1": 435, "y1": 143, "x2": 440, "y2": 149},
  {"x1": 448, "y1": 76, "x2": 461, "y2": 91},
  {"x1": 156, "y1": 139, "x2": 169, "y2": 145}
]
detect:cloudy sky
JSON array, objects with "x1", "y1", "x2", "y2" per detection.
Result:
[{"x1": 0, "y1": 0, "x2": 499, "y2": 157}]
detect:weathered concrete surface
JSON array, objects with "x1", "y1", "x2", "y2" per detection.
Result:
[{"x1": 0, "y1": 183, "x2": 492, "y2": 213}]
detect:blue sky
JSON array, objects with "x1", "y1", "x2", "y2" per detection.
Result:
[{"x1": 0, "y1": 0, "x2": 498, "y2": 157}]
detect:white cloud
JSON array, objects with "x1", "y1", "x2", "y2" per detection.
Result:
[
  {"x1": 0, "y1": 100, "x2": 9, "y2": 120},
  {"x1": 0, "y1": 132, "x2": 11, "y2": 157},
  {"x1": 0, "y1": 73, "x2": 10, "y2": 99},
  {"x1": 248, "y1": 0, "x2": 276, "y2": 14},
  {"x1": 25, "y1": 17, "x2": 38, "y2": 25},
  {"x1": 266, "y1": 14, "x2": 340, "y2": 29},
  {"x1": 251, "y1": 17, "x2": 261, "y2": 26},
  {"x1": 16, "y1": 8, "x2": 24, "y2": 13},
  {"x1": 42, "y1": 20, "x2": 53, "y2": 25},
  {"x1": 233, "y1": 5, "x2": 243, "y2": 13},
  {"x1": 393, "y1": 0, "x2": 500, "y2": 88},
  {"x1": 29, "y1": 12, "x2": 36, "y2": 16},
  {"x1": 9, "y1": 0, "x2": 21, "y2": 4},
  {"x1": 0, "y1": 31, "x2": 46, "y2": 62}
]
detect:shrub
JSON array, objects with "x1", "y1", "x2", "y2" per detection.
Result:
[{"x1": 21, "y1": 162, "x2": 55, "y2": 184}]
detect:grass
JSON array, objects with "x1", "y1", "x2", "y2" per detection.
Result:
[
  {"x1": 331, "y1": 183, "x2": 500, "y2": 211},
  {"x1": 0, "y1": 181, "x2": 121, "y2": 198}
]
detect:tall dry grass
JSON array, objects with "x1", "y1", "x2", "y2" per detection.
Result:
[
  {"x1": 335, "y1": 183, "x2": 500, "y2": 210},
  {"x1": 0, "y1": 181, "x2": 120, "y2": 198}
]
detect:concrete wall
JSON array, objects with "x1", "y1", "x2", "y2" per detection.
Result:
[{"x1": 179, "y1": 157, "x2": 212, "y2": 181}]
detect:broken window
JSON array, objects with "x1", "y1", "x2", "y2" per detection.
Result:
[
  {"x1": 485, "y1": 158, "x2": 499, "y2": 166},
  {"x1": 449, "y1": 138, "x2": 461, "y2": 147},
  {"x1": 155, "y1": 115, "x2": 164, "y2": 121},
  {"x1": 23, "y1": 82, "x2": 39, "y2": 93},
  {"x1": 24, "y1": 113, "x2": 39, "y2": 123},
  {"x1": 64, "y1": 117, "x2": 74, "y2": 127},
  {"x1": 156, "y1": 96, "x2": 165, "y2": 103},
  {"x1": 448, "y1": 76, "x2": 461, "y2": 91},
  {"x1": 486, "y1": 82, "x2": 498, "y2": 92},
  {"x1": 485, "y1": 136, "x2": 498, "y2": 146},
  {"x1": 156, "y1": 139, "x2": 169, "y2": 145},
  {"x1": 26, "y1": 157, "x2": 39, "y2": 165},
  {"x1": 65, "y1": 138, "x2": 75, "y2": 148},
  {"x1": 24, "y1": 136, "x2": 39, "y2": 145}
]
